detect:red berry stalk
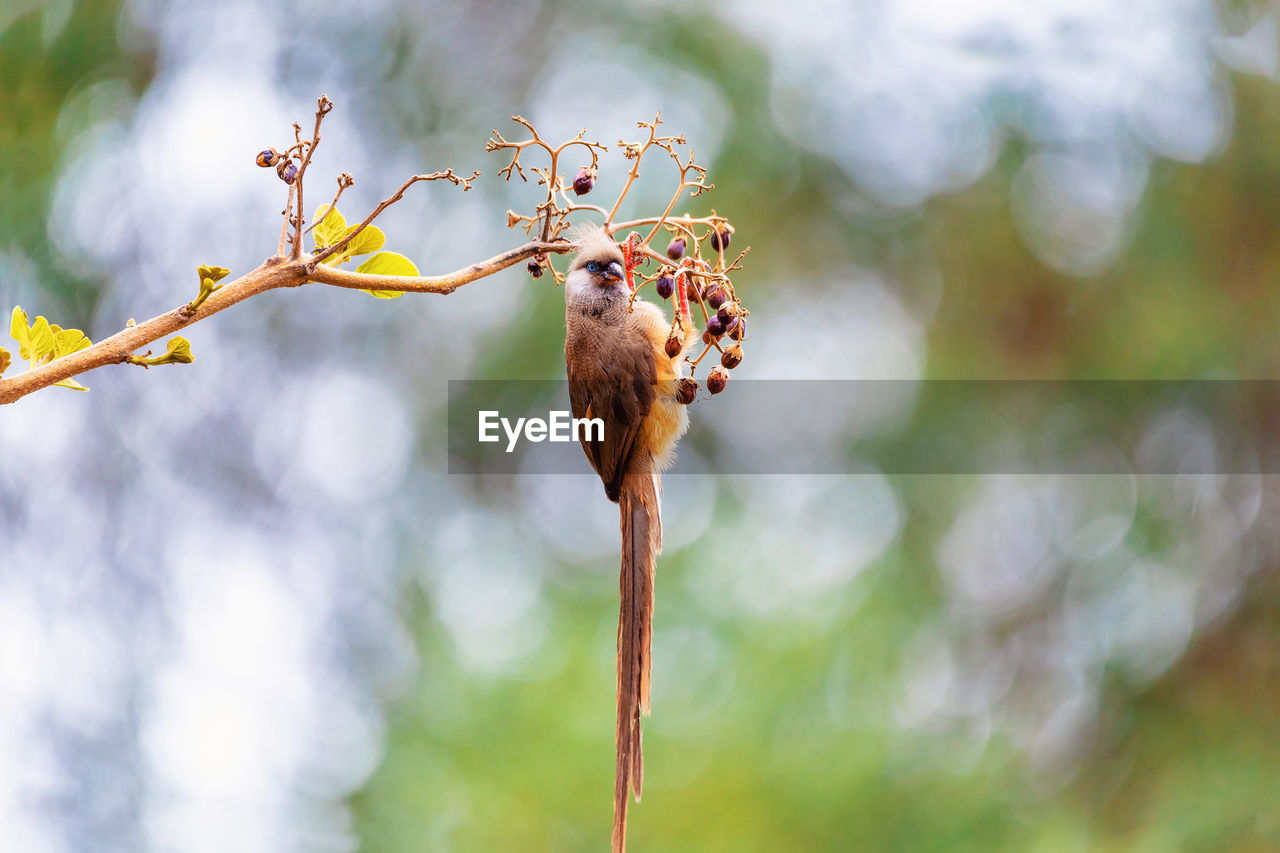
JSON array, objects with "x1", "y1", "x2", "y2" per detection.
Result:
[
  {"x1": 675, "y1": 269, "x2": 691, "y2": 325},
  {"x1": 676, "y1": 256, "x2": 707, "y2": 326},
  {"x1": 619, "y1": 232, "x2": 644, "y2": 292}
]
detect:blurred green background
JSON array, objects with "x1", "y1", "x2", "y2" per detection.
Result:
[{"x1": 3, "y1": 1, "x2": 1280, "y2": 851}]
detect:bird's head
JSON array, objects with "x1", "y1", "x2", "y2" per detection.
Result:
[{"x1": 566, "y1": 227, "x2": 626, "y2": 300}]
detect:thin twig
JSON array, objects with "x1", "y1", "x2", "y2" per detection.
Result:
[
  {"x1": 308, "y1": 240, "x2": 565, "y2": 294},
  {"x1": 312, "y1": 169, "x2": 480, "y2": 263},
  {"x1": 306, "y1": 172, "x2": 354, "y2": 235},
  {"x1": 486, "y1": 116, "x2": 607, "y2": 242},
  {"x1": 291, "y1": 95, "x2": 334, "y2": 260},
  {"x1": 277, "y1": 182, "x2": 296, "y2": 256}
]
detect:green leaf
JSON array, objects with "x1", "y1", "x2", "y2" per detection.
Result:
[
  {"x1": 53, "y1": 327, "x2": 90, "y2": 358},
  {"x1": 196, "y1": 265, "x2": 230, "y2": 285},
  {"x1": 355, "y1": 251, "x2": 419, "y2": 298},
  {"x1": 4, "y1": 306, "x2": 92, "y2": 389},
  {"x1": 322, "y1": 225, "x2": 386, "y2": 266},
  {"x1": 163, "y1": 336, "x2": 194, "y2": 364},
  {"x1": 27, "y1": 316, "x2": 55, "y2": 361},
  {"x1": 137, "y1": 336, "x2": 194, "y2": 367},
  {"x1": 10, "y1": 306, "x2": 29, "y2": 357},
  {"x1": 344, "y1": 224, "x2": 385, "y2": 257},
  {"x1": 312, "y1": 204, "x2": 347, "y2": 249},
  {"x1": 356, "y1": 251, "x2": 419, "y2": 276}
]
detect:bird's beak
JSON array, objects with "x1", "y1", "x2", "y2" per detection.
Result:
[{"x1": 605, "y1": 260, "x2": 624, "y2": 281}]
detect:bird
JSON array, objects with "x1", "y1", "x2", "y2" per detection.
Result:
[{"x1": 563, "y1": 227, "x2": 695, "y2": 852}]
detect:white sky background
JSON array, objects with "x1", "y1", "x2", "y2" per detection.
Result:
[{"x1": 1, "y1": 0, "x2": 1277, "y2": 850}]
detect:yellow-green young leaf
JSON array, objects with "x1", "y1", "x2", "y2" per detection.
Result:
[
  {"x1": 196, "y1": 265, "x2": 231, "y2": 284},
  {"x1": 10, "y1": 306, "x2": 29, "y2": 356},
  {"x1": 164, "y1": 336, "x2": 194, "y2": 364},
  {"x1": 52, "y1": 377, "x2": 88, "y2": 391},
  {"x1": 53, "y1": 328, "x2": 90, "y2": 358},
  {"x1": 356, "y1": 251, "x2": 419, "y2": 277},
  {"x1": 27, "y1": 316, "x2": 55, "y2": 361},
  {"x1": 312, "y1": 204, "x2": 347, "y2": 249},
  {"x1": 343, "y1": 224, "x2": 385, "y2": 257},
  {"x1": 0, "y1": 346, "x2": 9, "y2": 377},
  {"x1": 356, "y1": 251, "x2": 419, "y2": 299}
]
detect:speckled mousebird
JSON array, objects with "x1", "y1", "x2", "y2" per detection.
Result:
[{"x1": 563, "y1": 227, "x2": 695, "y2": 852}]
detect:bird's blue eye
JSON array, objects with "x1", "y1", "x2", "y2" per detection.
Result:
[{"x1": 587, "y1": 261, "x2": 601, "y2": 273}]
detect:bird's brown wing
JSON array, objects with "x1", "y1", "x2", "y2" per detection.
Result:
[{"x1": 567, "y1": 330, "x2": 656, "y2": 502}]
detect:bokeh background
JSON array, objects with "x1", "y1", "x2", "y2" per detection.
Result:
[{"x1": 3, "y1": 0, "x2": 1280, "y2": 850}]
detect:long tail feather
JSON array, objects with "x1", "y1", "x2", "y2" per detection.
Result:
[{"x1": 613, "y1": 468, "x2": 660, "y2": 853}]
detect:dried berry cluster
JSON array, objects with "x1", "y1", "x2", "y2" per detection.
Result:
[
  {"x1": 639, "y1": 228, "x2": 747, "y2": 402},
  {"x1": 488, "y1": 113, "x2": 750, "y2": 399}
]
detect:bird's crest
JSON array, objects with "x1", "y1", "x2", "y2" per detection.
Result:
[{"x1": 572, "y1": 226, "x2": 624, "y2": 264}]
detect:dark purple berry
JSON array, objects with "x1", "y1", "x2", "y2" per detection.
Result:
[
  {"x1": 256, "y1": 148, "x2": 280, "y2": 168},
  {"x1": 729, "y1": 317, "x2": 746, "y2": 341},
  {"x1": 666, "y1": 238, "x2": 686, "y2": 261},
  {"x1": 665, "y1": 333, "x2": 682, "y2": 359},
  {"x1": 707, "y1": 366, "x2": 729, "y2": 394},
  {"x1": 572, "y1": 167, "x2": 595, "y2": 196},
  {"x1": 709, "y1": 228, "x2": 732, "y2": 252},
  {"x1": 723, "y1": 316, "x2": 740, "y2": 337},
  {"x1": 277, "y1": 160, "x2": 297, "y2": 184},
  {"x1": 527, "y1": 258, "x2": 544, "y2": 278},
  {"x1": 716, "y1": 305, "x2": 734, "y2": 326},
  {"x1": 705, "y1": 286, "x2": 726, "y2": 309},
  {"x1": 721, "y1": 343, "x2": 743, "y2": 369},
  {"x1": 656, "y1": 275, "x2": 674, "y2": 300},
  {"x1": 676, "y1": 377, "x2": 698, "y2": 405},
  {"x1": 706, "y1": 316, "x2": 726, "y2": 338}
]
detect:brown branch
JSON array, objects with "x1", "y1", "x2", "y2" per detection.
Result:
[
  {"x1": 1, "y1": 102, "x2": 748, "y2": 409},
  {"x1": 0, "y1": 261, "x2": 300, "y2": 405},
  {"x1": 307, "y1": 240, "x2": 567, "y2": 294},
  {"x1": 0, "y1": 240, "x2": 572, "y2": 406}
]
